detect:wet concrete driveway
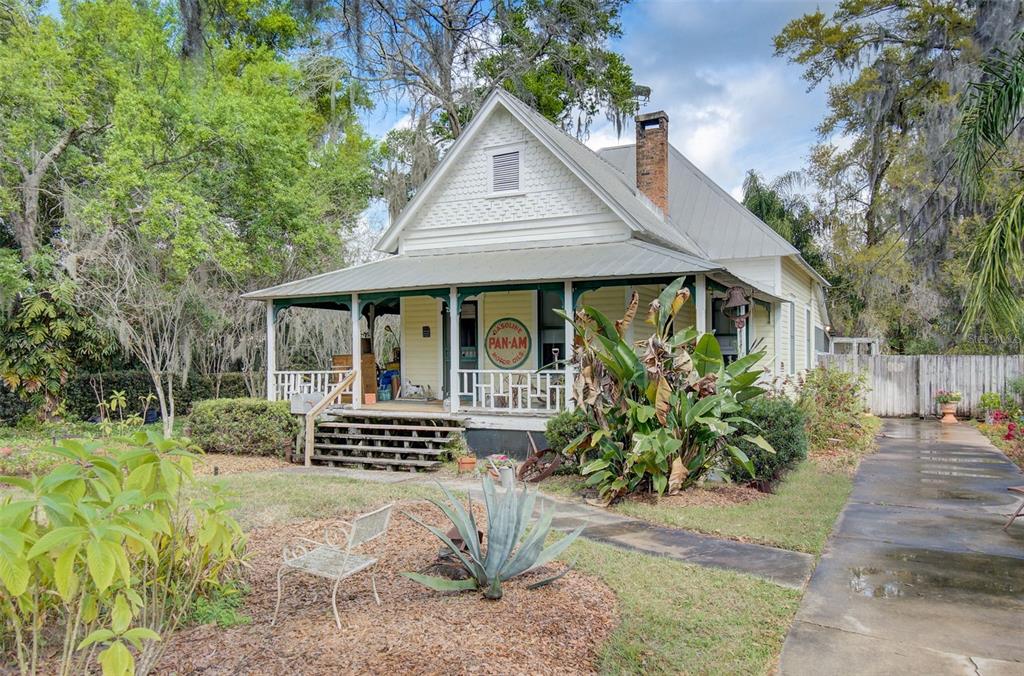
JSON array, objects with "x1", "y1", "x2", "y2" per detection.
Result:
[{"x1": 780, "y1": 419, "x2": 1024, "y2": 675}]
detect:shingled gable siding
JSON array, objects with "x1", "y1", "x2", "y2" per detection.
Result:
[{"x1": 400, "y1": 108, "x2": 629, "y2": 254}]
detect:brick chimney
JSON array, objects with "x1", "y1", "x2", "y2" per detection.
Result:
[{"x1": 635, "y1": 111, "x2": 669, "y2": 214}]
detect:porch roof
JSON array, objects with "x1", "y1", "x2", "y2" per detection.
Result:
[{"x1": 242, "y1": 240, "x2": 722, "y2": 301}]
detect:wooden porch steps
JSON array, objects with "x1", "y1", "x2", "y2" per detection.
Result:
[{"x1": 308, "y1": 410, "x2": 465, "y2": 472}]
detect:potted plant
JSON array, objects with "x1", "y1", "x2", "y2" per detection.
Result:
[
  {"x1": 445, "y1": 433, "x2": 477, "y2": 473},
  {"x1": 483, "y1": 454, "x2": 517, "y2": 489},
  {"x1": 935, "y1": 390, "x2": 962, "y2": 423}
]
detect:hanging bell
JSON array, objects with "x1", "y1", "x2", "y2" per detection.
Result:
[{"x1": 722, "y1": 286, "x2": 749, "y2": 330}]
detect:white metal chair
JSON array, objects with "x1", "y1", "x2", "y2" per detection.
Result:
[{"x1": 272, "y1": 503, "x2": 394, "y2": 629}]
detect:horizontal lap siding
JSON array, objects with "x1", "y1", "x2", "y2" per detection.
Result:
[
  {"x1": 751, "y1": 303, "x2": 774, "y2": 363},
  {"x1": 400, "y1": 296, "x2": 442, "y2": 398},
  {"x1": 781, "y1": 258, "x2": 813, "y2": 372}
]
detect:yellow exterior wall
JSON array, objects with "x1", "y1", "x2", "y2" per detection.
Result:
[
  {"x1": 578, "y1": 285, "x2": 628, "y2": 321},
  {"x1": 781, "y1": 257, "x2": 816, "y2": 371},
  {"x1": 399, "y1": 296, "x2": 441, "y2": 397},
  {"x1": 634, "y1": 283, "x2": 697, "y2": 342},
  {"x1": 480, "y1": 290, "x2": 537, "y2": 370},
  {"x1": 750, "y1": 303, "x2": 774, "y2": 363}
]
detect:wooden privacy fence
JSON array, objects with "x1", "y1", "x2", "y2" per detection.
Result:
[{"x1": 816, "y1": 354, "x2": 1024, "y2": 417}]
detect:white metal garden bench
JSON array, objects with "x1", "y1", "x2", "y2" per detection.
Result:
[{"x1": 271, "y1": 503, "x2": 394, "y2": 629}]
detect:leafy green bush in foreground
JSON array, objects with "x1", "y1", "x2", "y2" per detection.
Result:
[{"x1": 0, "y1": 432, "x2": 244, "y2": 675}]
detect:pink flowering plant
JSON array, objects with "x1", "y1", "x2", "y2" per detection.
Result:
[{"x1": 935, "y1": 390, "x2": 962, "y2": 405}]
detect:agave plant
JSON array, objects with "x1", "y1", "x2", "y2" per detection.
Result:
[{"x1": 402, "y1": 475, "x2": 582, "y2": 600}]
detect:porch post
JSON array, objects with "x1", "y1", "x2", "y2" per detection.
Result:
[
  {"x1": 694, "y1": 274, "x2": 707, "y2": 335},
  {"x1": 265, "y1": 300, "x2": 276, "y2": 401},
  {"x1": 448, "y1": 287, "x2": 459, "y2": 414},
  {"x1": 774, "y1": 301, "x2": 784, "y2": 373},
  {"x1": 563, "y1": 279, "x2": 574, "y2": 410},
  {"x1": 351, "y1": 293, "x2": 361, "y2": 409}
]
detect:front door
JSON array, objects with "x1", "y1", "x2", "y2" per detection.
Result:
[{"x1": 442, "y1": 300, "x2": 479, "y2": 399}]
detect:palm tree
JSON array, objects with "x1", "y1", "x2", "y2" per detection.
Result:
[{"x1": 955, "y1": 33, "x2": 1024, "y2": 336}]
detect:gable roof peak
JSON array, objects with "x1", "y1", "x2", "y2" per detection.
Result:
[{"x1": 374, "y1": 88, "x2": 708, "y2": 257}]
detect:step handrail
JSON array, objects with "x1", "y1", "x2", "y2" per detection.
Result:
[{"x1": 304, "y1": 370, "x2": 358, "y2": 466}]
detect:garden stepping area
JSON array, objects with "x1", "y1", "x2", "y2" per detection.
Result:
[{"x1": 280, "y1": 466, "x2": 816, "y2": 589}]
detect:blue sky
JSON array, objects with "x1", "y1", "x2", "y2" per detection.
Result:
[{"x1": 359, "y1": 0, "x2": 834, "y2": 200}]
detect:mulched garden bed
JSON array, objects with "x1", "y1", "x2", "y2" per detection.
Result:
[
  {"x1": 623, "y1": 483, "x2": 766, "y2": 509},
  {"x1": 157, "y1": 501, "x2": 617, "y2": 675}
]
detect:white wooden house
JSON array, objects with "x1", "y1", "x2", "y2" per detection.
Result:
[{"x1": 243, "y1": 89, "x2": 829, "y2": 466}]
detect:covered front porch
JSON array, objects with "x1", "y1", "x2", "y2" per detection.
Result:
[{"x1": 245, "y1": 240, "x2": 781, "y2": 430}]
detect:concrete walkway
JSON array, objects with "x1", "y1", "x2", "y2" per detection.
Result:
[
  {"x1": 780, "y1": 419, "x2": 1024, "y2": 675},
  {"x1": 282, "y1": 465, "x2": 815, "y2": 588}
]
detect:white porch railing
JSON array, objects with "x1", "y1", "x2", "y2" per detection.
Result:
[
  {"x1": 273, "y1": 370, "x2": 352, "y2": 401},
  {"x1": 457, "y1": 369, "x2": 565, "y2": 413}
]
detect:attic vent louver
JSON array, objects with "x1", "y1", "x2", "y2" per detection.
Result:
[{"x1": 492, "y1": 150, "x2": 520, "y2": 192}]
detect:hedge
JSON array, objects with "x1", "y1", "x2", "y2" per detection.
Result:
[
  {"x1": 726, "y1": 396, "x2": 808, "y2": 489},
  {"x1": 0, "y1": 387, "x2": 33, "y2": 426},
  {"x1": 186, "y1": 398, "x2": 299, "y2": 457},
  {"x1": 63, "y1": 371, "x2": 252, "y2": 421}
]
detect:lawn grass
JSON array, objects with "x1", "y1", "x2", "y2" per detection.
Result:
[
  {"x1": 611, "y1": 462, "x2": 853, "y2": 555},
  {"x1": 573, "y1": 538, "x2": 800, "y2": 675},
  {"x1": 202, "y1": 472, "x2": 448, "y2": 529},
  {"x1": 0, "y1": 419, "x2": 186, "y2": 478},
  {"x1": 205, "y1": 471, "x2": 800, "y2": 675}
]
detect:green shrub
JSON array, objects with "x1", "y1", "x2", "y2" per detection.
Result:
[
  {"x1": 545, "y1": 408, "x2": 589, "y2": 454},
  {"x1": 1008, "y1": 375, "x2": 1024, "y2": 406},
  {"x1": 544, "y1": 409, "x2": 589, "y2": 473},
  {"x1": 0, "y1": 385, "x2": 32, "y2": 425},
  {"x1": 726, "y1": 397, "x2": 808, "y2": 488},
  {"x1": 798, "y1": 367, "x2": 869, "y2": 451},
  {"x1": 64, "y1": 371, "x2": 255, "y2": 421},
  {"x1": 187, "y1": 398, "x2": 299, "y2": 457}
]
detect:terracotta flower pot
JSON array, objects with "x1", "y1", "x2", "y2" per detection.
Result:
[
  {"x1": 940, "y1": 403, "x2": 958, "y2": 424},
  {"x1": 364, "y1": 393, "x2": 377, "y2": 405},
  {"x1": 457, "y1": 456, "x2": 477, "y2": 473}
]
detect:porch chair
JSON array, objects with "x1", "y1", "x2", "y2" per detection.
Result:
[{"x1": 271, "y1": 503, "x2": 394, "y2": 629}]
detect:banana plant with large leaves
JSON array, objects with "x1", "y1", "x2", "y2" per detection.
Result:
[
  {"x1": 401, "y1": 475, "x2": 583, "y2": 600},
  {"x1": 556, "y1": 276, "x2": 774, "y2": 501}
]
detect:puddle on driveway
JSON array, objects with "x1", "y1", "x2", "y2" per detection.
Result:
[{"x1": 848, "y1": 549, "x2": 1024, "y2": 600}]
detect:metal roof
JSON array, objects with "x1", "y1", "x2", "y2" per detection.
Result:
[
  {"x1": 497, "y1": 92, "x2": 709, "y2": 257},
  {"x1": 597, "y1": 144, "x2": 830, "y2": 287},
  {"x1": 597, "y1": 144, "x2": 799, "y2": 260},
  {"x1": 242, "y1": 240, "x2": 722, "y2": 301}
]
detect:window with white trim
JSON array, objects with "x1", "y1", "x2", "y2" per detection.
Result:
[{"x1": 491, "y1": 150, "x2": 520, "y2": 192}]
